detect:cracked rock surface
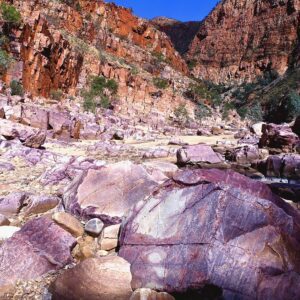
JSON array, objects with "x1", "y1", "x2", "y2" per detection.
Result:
[
  {"x1": 119, "y1": 169, "x2": 300, "y2": 299},
  {"x1": 0, "y1": 217, "x2": 76, "y2": 290}
]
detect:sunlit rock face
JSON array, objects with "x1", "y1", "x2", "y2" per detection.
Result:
[
  {"x1": 6, "y1": 0, "x2": 187, "y2": 97},
  {"x1": 119, "y1": 169, "x2": 300, "y2": 299},
  {"x1": 64, "y1": 161, "x2": 159, "y2": 224},
  {"x1": 187, "y1": 0, "x2": 300, "y2": 83},
  {"x1": 0, "y1": 217, "x2": 76, "y2": 289}
]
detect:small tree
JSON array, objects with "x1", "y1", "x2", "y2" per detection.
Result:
[
  {"x1": 174, "y1": 104, "x2": 189, "y2": 124},
  {"x1": 82, "y1": 76, "x2": 118, "y2": 112},
  {"x1": 284, "y1": 90, "x2": 300, "y2": 121},
  {"x1": 153, "y1": 77, "x2": 169, "y2": 89},
  {"x1": 50, "y1": 89, "x2": 63, "y2": 100},
  {"x1": 0, "y1": 3, "x2": 21, "y2": 25},
  {"x1": 10, "y1": 80, "x2": 24, "y2": 96},
  {"x1": 0, "y1": 49, "x2": 13, "y2": 73}
]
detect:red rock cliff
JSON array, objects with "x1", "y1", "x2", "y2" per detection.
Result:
[
  {"x1": 187, "y1": 0, "x2": 300, "y2": 83},
  {"x1": 2, "y1": 0, "x2": 188, "y2": 98}
]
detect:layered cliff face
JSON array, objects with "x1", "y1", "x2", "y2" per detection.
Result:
[
  {"x1": 151, "y1": 17, "x2": 202, "y2": 55},
  {"x1": 187, "y1": 0, "x2": 300, "y2": 83},
  {"x1": 1, "y1": 0, "x2": 196, "y2": 117}
]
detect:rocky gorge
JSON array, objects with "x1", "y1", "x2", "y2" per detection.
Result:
[{"x1": 0, "y1": 0, "x2": 299, "y2": 299}]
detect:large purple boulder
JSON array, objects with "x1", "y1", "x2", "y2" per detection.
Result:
[
  {"x1": 119, "y1": 169, "x2": 300, "y2": 299},
  {"x1": 64, "y1": 161, "x2": 159, "y2": 224},
  {"x1": 0, "y1": 217, "x2": 76, "y2": 291}
]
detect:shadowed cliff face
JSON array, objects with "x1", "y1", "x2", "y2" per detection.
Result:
[
  {"x1": 151, "y1": 17, "x2": 202, "y2": 55},
  {"x1": 186, "y1": 0, "x2": 300, "y2": 84}
]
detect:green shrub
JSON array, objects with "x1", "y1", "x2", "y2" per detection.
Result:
[
  {"x1": 195, "y1": 102, "x2": 212, "y2": 121},
  {"x1": 282, "y1": 90, "x2": 300, "y2": 121},
  {"x1": 99, "y1": 95, "x2": 110, "y2": 109},
  {"x1": 82, "y1": 76, "x2": 118, "y2": 112},
  {"x1": 247, "y1": 102, "x2": 263, "y2": 122},
  {"x1": 50, "y1": 89, "x2": 63, "y2": 100},
  {"x1": 82, "y1": 91, "x2": 96, "y2": 113},
  {"x1": 105, "y1": 79, "x2": 118, "y2": 95},
  {"x1": 89, "y1": 76, "x2": 118, "y2": 95},
  {"x1": 153, "y1": 77, "x2": 169, "y2": 89},
  {"x1": 222, "y1": 102, "x2": 235, "y2": 120},
  {"x1": 152, "y1": 51, "x2": 166, "y2": 63},
  {"x1": 0, "y1": 3, "x2": 21, "y2": 25},
  {"x1": 174, "y1": 104, "x2": 188, "y2": 123},
  {"x1": 130, "y1": 65, "x2": 139, "y2": 75},
  {"x1": 185, "y1": 81, "x2": 223, "y2": 107},
  {"x1": 0, "y1": 49, "x2": 13, "y2": 73},
  {"x1": 187, "y1": 59, "x2": 197, "y2": 70},
  {"x1": 237, "y1": 107, "x2": 248, "y2": 119},
  {"x1": 10, "y1": 80, "x2": 23, "y2": 96},
  {"x1": 90, "y1": 76, "x2": 106, "y2": 94}
]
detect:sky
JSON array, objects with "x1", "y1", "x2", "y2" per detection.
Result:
[{"x1": 106, "y1": 0, "x2": 220, "y2": 22}]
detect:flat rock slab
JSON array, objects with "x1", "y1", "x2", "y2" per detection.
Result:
[
  {"x1": 51, "y1": 256, "x2": 132, "y2": 300},
  {"x1": 0, "y1": 217, "x2": 76, "y2": 289},
  {"x1": 177, "y1": 144, "x2": 224, "y2": 166},
  {"x1": 119, "y1": 169, "x2": 300, "y2": 299},
  {"x1": 64, "y1": 161, "x2": 158, "y2": 224}
]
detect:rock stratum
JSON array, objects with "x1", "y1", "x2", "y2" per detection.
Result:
[
  {"x1": 186, "y1": 0, "x2": 300, "y2": 83},
  {"x1": 2, "y1": 0, "x2": 194, "y2": 117}
]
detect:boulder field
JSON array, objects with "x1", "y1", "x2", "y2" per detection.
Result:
[
  {"x1": 0, "y1": 0, "x2": 299, "y2": 298},
  {"x1": 1, "y1": 152, "x2": 300, "y2": 299}
]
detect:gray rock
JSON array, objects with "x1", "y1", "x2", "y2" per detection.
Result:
[
  {"x1": 0, "y1": 162, "x2": 15, "y2": 172},
  {"x1": 85, "y1": 218, "x2": 104, "y2": 237}
]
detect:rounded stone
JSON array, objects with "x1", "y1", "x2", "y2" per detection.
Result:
[
  {"x1": 85, "y1": 218, "x2": 104, "y2": 237},
  {"x1": 52, "y1": 212, "x2": 84, "y2": 237}
]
